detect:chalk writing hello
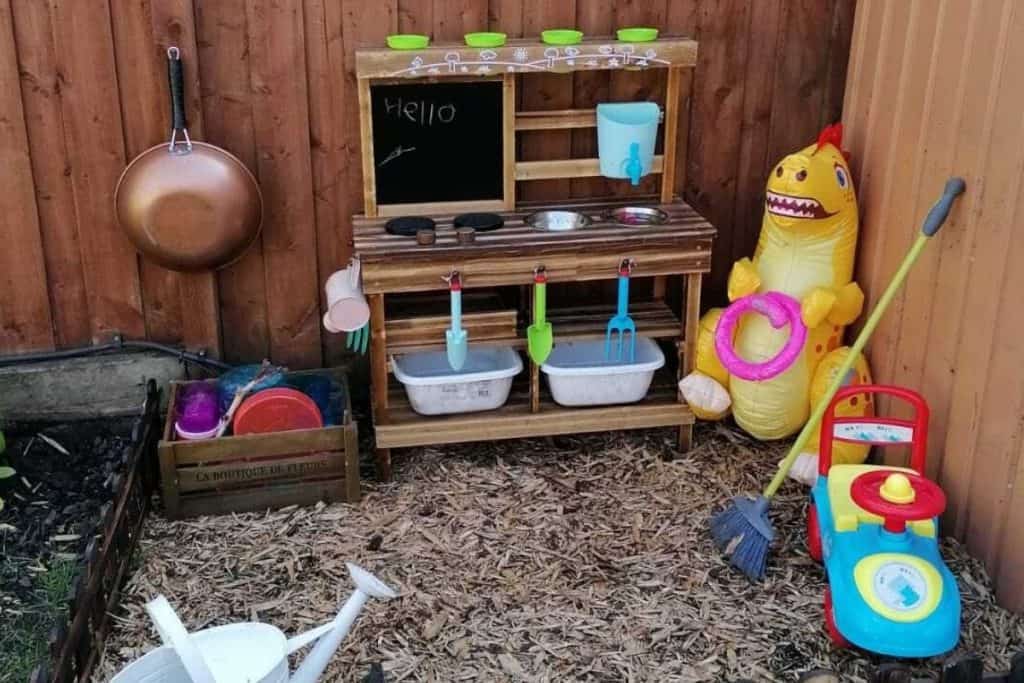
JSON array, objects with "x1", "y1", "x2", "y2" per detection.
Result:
[{"x1": 383, "y1": 97, "x2": 456, "y2": 126}]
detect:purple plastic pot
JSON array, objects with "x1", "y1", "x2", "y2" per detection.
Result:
[{"x1": 176, "y1": 382, "x2": 220, "y2": 435}]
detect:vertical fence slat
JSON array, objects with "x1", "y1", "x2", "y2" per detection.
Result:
[
  {"x1": 153, "y1": 0, "x2": 223, "y2": 357},
  {"x1": 196, "y1": 0, "x2": 270, "y2": 363},
  {"x1": 434, "y1": 0, "x2": 486, "y2": 37},
  {"x1": 568, "y1": 1, "x2": 613, "y2": 202},
  {"x1": 0, "y1": 0, "x2": 54, "y2": 352},
  {"x1": 765, "y1": 0, "x2": 839, "y2": 168},
  {"x1": 50, "y1": 0, "x2": 145, "y2": 342},
  {"x1": 340, "y1": 0, "x2": 397, "y2": 220},
  {"x1": 729, "y1": 0, "x2": 782, "y2": 262},
  {"x1": 915, "y1": 0, "x2": 1005, "y2": 531},
  {"x1": 684, "y1": 0, "x2": 751, "y2": 305},
  {"x1": 609, "y1": 0, "x2": 668, "y2": 199},
  {"x1": 11, "y1": 0, "x2": 90, "y2": 349},
  {"x1": 519, "y1": 0, "x2": 576, "y2": 203},
  {"x1": 109, "y1": 0, "x2": 185, "y2": 345},
  {"x1": 244, "y1": 0, "x2": 322, "y2": 369},
  {"x1": 304, "y1": 0, "x2": 350, "y2": 367}
]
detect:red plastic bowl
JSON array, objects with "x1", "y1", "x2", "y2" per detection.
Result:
[{"x1": 233, "y1": 387, "x2": 323, "y2": 435}]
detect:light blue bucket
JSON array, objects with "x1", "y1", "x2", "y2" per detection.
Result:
[{"x1": 596, "y1": 102, "x2": 660, "y2": 185}]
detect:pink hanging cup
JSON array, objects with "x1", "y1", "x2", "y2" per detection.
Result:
[{"x1": 324, "y1": 258, "x2": 370, "y2": 333}]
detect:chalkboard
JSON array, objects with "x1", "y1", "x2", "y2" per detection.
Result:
[{"x1": 370, "y1": 81, "x2": 504, "y2": 206}]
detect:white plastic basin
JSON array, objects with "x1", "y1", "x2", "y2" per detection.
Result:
[
  {"x1": 392, "y1": 346, "x2": 523, "y2": 416},
  {"x1": 541, "y1": 337, "x2": 664, "y2": 406}
]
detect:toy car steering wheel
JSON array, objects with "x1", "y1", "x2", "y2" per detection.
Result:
[
  {"x1": 850, "y1": 470, "x2": 946, "y2": 533},
  {"x1": 714, "y1": 291, "x2": 808, "y2": 381}
]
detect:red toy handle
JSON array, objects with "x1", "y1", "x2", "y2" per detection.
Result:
[
  {"x1": 850, "y1": 469, "x2": 946, "y2": 533},
  {"x1": 819, "y1": 385, "x2": 930, "y2": 477}
]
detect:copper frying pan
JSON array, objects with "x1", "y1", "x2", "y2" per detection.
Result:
[{"x1": 115, "y1": 47, "x2": 262, "y2": 272}]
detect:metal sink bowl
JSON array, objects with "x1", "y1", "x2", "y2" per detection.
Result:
[
  {"x1": 525, "y1": 210, "x2": 592, "y2": 232},
  {"x1": 605, "y1": 206, "x2": 669, "y2": 226}
]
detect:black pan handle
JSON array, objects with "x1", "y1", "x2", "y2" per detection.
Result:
[{"x1": 166, "y1": 46, "x2": 191, "y2": 151}]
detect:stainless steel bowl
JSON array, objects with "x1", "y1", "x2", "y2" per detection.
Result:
[
  {"x1": 525, "y1": 210, "x2": 592, "y2": 232},
  {"x1": 605, "y1": 206, "x2": 669, "y2": 226}
]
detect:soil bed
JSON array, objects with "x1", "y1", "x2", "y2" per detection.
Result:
[
  {"x1": 95, "y1": 424, "x2": 1023, "y2": 681},
  {"x1": 1, "y1": 418, "x2": 134, "y2": 682}
]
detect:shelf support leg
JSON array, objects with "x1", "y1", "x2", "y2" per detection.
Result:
[
  {"x1": 678, "y1": 272, "x2": 703, "y2": 452},
  {"x1": 369, "y1": 293, "x2": 391, "y2": 480},
  {"x1": 654, "y1": 67, "x2": 685, "y2": 308}
]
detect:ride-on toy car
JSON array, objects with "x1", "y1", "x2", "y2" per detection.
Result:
[{"x1": 808, "y1": 385, "x2": 960, "y2": 657}]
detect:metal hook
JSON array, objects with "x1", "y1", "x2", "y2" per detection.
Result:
[
  {"x1": 168, "y1": 127, "x2": 193, "y2": 154},
  {"x1": 167, "y1": 46, "x2": 180, "y2": 60},
  {"x1": 442, "y1": 270, "x2": 460, "y2": 287},
  {"x1": 619, "y1": 258, "x2": 636, "y2": 275}
]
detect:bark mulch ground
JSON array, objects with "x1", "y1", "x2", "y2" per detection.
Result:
[{"x1": 94, "y1": 424, "x2": 1023, "y2": 681}]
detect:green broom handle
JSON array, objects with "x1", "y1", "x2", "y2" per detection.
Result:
[{"x1": 764, "y1": 178, "x2": 966, "y2": 499}]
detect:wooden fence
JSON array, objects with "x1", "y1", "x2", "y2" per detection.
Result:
[
  {"x1": 0, "y1": 0, "x2": 853, "y2": 368},
  {"x1": 843, "y1": 0, "x2": 1024, "y2": 612}
]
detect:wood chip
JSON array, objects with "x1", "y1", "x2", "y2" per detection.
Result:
[
  {"x1": 37, "y1": 433, "x2": 70, "y2": 456},
  {"x1": 91, "y1": 427, "x2": 1024, "y2": 681}
]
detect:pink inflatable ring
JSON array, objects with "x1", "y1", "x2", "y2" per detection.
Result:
[{"x1": 714, "y1": 291, "x2": 807, "y2": 381}]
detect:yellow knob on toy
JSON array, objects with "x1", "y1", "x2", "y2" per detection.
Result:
[{"x1": 880, "y1": 473, "x2": 916, "y2": 504}]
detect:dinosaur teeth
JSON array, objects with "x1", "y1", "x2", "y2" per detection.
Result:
[{"x1": 765, "y1": 191, "x2": 827, "y2": 218}]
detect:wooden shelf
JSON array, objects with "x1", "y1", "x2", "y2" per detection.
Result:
[
  {"x1": 515, "y1": 107, "x2": 663, "y2": 131},
  {"x1": 545, "y1": 301, "x2": 681, "y2": 340},
  {"x1": 386, "y1": 309, "x2": 518, "y2": 354},
  {"x1": 516, "y1": 108, "x2": 599, "y2": 131},
  {"x1": 515, "y1": 156, "x2": 664, "y2": 181},
  {"x1": 354, "y1": 198, "x2": 714, "y2": 294},
  {"x1": 355, "y1": 36, "x2": 698, "y2": 80},
  {"x1": 385, "y1": 300, "x2": 681, "y2": 355},
  {"x1": 375, "y1": 370, "x2": 691, "y2": 449}
]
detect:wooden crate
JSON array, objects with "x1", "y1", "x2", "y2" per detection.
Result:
[{"x1": 157, "y1": 371, "x2": 359, "y2": 519}]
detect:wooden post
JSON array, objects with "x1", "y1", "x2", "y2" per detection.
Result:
[
  {"x1": 368, "y1": 293, "x2": 391, "y2": 479},
  {"x1": 682, "y1": 272, "x2": 702, "y2": 375},
  {"x1": 357, "y1": 78, "x2": 378, "y2": 216},
  {"x1": 530, "y1": 362, "x2": 541, "y2": 413},
  {"x1": 678, "y1": 272, "x2": 703, "y2": 451},
  {"x1": 660, "y1": 67, "x2": 682, "y2": 204},
  {"x1": 345, "y1": 422, "x2": 361, "y2": 500},
  {"x1": 652, "y1": 67, "x2": 685, "y2": 301},
  {"x1": 157, "y1": 382, "x2": 181, "y2": 518},
  {"x1": 503, "y1": 73, "x2": 516, "y2": 210}
]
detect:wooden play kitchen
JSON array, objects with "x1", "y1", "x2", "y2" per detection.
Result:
[{"x1": 351, "y1": 34, "x2": 714, "y2": 480}]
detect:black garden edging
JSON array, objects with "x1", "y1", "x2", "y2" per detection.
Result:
[{"x1": 28, "y1": 380, "x2": 161, "y2": 683}]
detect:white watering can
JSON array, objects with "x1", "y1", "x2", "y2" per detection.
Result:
[{"x1": 111, "y1": 563, "x2": 397, "y2": 683}]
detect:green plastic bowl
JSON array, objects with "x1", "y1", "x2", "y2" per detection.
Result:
[
  {"x1": 465, "y1": 32, "x2": 506, "y2": 48},
  {"x1": 541, "y1": 29, "x2": 583, "y2": 46},
  {"x1": 617, "y1": 27, "x2": 659, "y2": 42},
  {"x1": 386, "y1": 34, "x2": 430, "y2": 50}
]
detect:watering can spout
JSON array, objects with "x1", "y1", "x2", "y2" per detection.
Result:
[
  {"x1": 625, "y1": 142, "x2": 642, "y2": 186},
  {"x1": 290, "y1": 563, "x2": 397, "y2": 683}
]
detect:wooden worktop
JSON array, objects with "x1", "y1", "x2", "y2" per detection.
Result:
[
  {"x1": 352, "y1": 198, "x2": 715, "y2": 293},
  {"x1": 355, "y1": 36, "x2": 698, "y2": 80}
]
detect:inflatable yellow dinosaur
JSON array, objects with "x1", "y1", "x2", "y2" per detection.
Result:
[{"x1": 680, "y1": 124, "x2": 873, "y2": 484}]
